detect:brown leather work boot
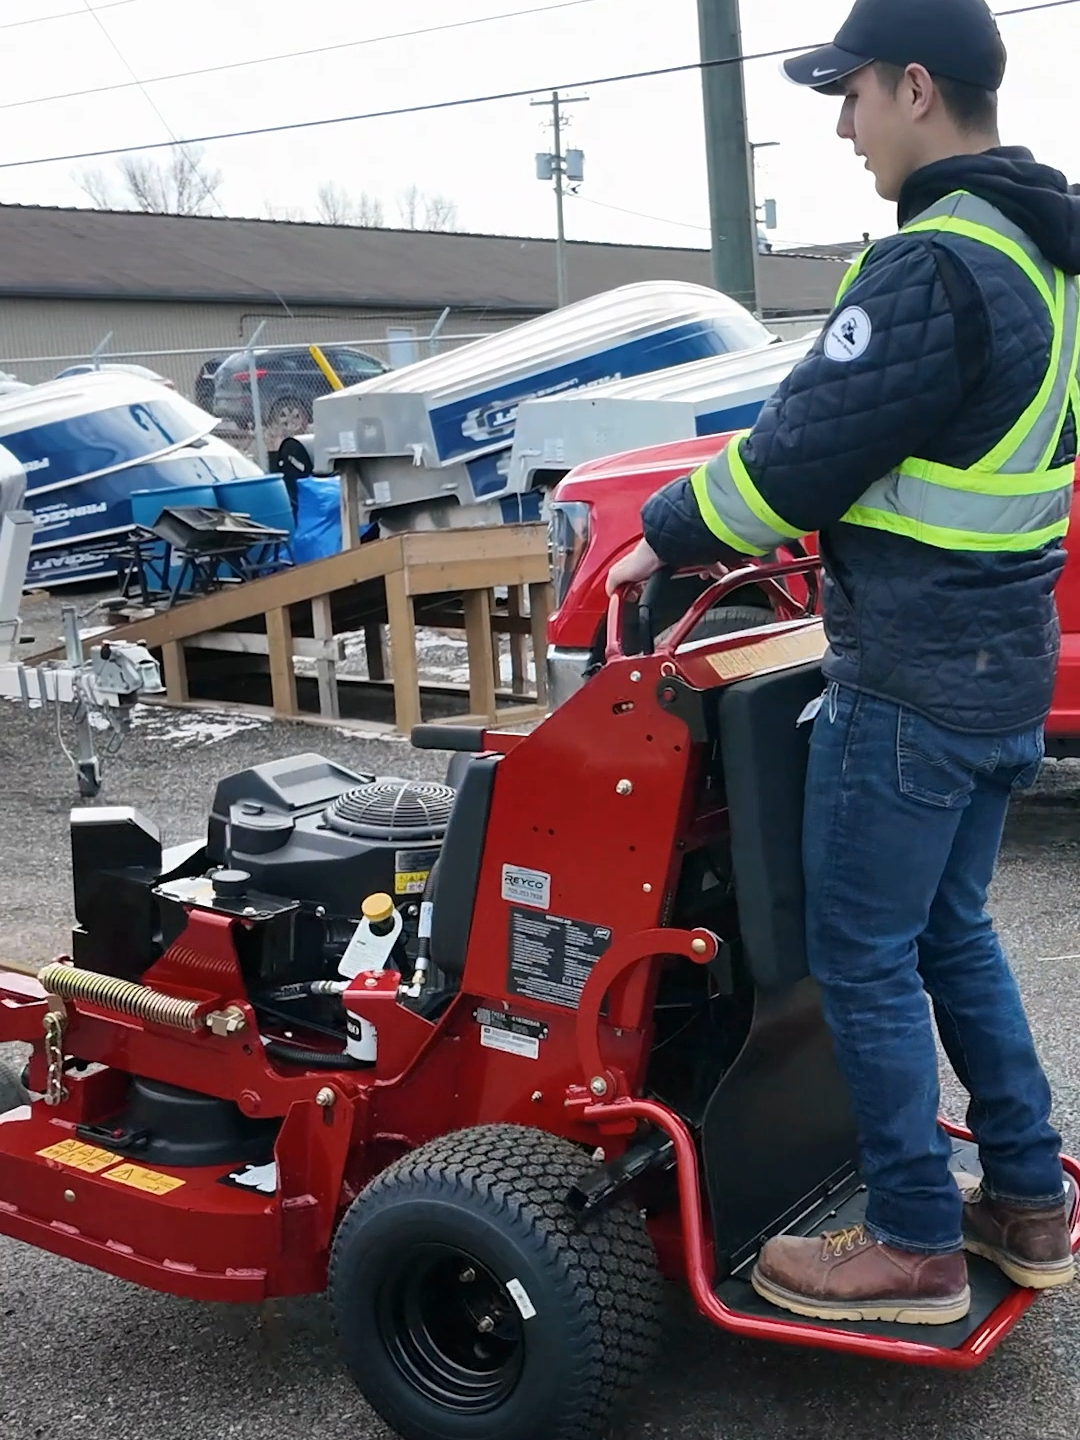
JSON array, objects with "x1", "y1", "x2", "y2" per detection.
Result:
[
  {"x1": 962, "y1": 1188, "x2": 1075, "y2": 1289},
  {"x1": 751, "y1": 1224, "x2": 970, "y2": 1325}
]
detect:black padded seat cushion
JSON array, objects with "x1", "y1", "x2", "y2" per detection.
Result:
[
  {"x1": 429, "y1": 755, "x2": 499, "y2": 978},
  {"x1": 716, "y1": 663, "x2": 824, "y2": 990}
]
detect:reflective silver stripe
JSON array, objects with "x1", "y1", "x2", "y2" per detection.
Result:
[
  {"x1": 847, "y1": 469, "x2": 1072, "y2": 536},
  {"x1": 699, "y1": 445, "x2": 791, "y2": 553},
  {"x1": 905, "y1": 191, "x2": 1060, "y2": 305},
  {"x1": 904, "y1": 194, "x2": 1077, "y2": 474},
  {"x1": 1008, "y1": 267, "x2": 1078, "y2": 472}
]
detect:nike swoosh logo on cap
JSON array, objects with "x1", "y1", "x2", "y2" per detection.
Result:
[{"x1": 812, "y1": 67, "x2": 838, "y2": 77}]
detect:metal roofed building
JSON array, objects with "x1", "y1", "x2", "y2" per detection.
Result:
[{"x1": 0, "y1": 205, "x2": 847, "y2": 394}]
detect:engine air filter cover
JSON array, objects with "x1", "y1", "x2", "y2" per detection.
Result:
[{"x1": 323, "y1": 778, "x2": 455, "y2": 842}]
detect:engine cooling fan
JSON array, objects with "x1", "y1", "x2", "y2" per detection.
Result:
[{"x1": 323, "y1": 778, "x2": 456, "y2": 841}]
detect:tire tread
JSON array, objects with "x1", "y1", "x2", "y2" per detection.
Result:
[{"x1": 330, "y1": 1123, "x2": 662, "y2": 1440}]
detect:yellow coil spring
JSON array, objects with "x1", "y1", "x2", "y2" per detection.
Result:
[{"x1": 37, "y1": 963, "x2": 202, "y2": 1032}]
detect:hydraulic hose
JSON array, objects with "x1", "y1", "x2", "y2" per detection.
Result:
[{"x1": 263, "y1": 1037, "x2": 365, "y2": 1070}]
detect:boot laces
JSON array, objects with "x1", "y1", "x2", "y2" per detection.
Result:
[{"x1": 822, "y1": 1224, "x2": 868, "y2": 1258}]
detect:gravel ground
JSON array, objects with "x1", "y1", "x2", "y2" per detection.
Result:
[{"x1": 1, "y1": 697, "x2": 1080, "y2": 1440}]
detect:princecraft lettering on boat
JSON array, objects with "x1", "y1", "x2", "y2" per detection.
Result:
[
  {"x1": 312, "y1": 283, "x2": 774, "y2": 530},
  {"x1": 33, "y1": 500, "x2": 109, "y2": 532},
  {"x1": 507, "y1": 333, "x2": 819, "y2": 493},
  {"x1": 0, "y1": 372, "x2": 262, "y2": 587}
]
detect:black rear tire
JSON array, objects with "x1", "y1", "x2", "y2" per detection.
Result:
[{"x1": 330, "y1": 1124, "x2": 662, "y2": 1440}]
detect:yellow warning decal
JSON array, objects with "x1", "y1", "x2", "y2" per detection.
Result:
[
  {"x1": 103, "y1": 1163, "x2": 185, "y2": 1195},
  {"x1": 37, "y1": 1139, "x2": 118, "y2": 1174},
  {"x1": 706, "y1": 625, "x2": 827, "y2": 682},
  {"x1": 394, "y1": 870, "x2": 430, "y2": 895}
]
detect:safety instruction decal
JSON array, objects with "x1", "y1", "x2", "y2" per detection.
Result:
[
  {"x1": 395, "y1": 847, "x2": 440, "y2": 895},
  {"x1": 102, "y1": 1163, "x2": 186, "y2": 1195},
  {"x1": 506, "y1": 908, "x2": 611, "y2": 1009},
  {"x1": 37, "y1": 1139, "x2": 118, "y2": 1173},
  {"x1": 475, "y1": 1006, "x2": 548, "y2": 1060}
]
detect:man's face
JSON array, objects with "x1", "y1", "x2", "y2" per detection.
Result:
[{"x1": 835, "y1": 65, "x2": 920, "y2": 202}]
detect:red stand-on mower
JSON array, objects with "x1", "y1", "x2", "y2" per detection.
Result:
[{"x1": 1, "y1": 560, "x2": 1077, "y2": 1440}]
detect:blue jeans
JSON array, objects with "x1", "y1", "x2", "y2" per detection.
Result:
[{"x1": 803, "y1": 682, "x2": 1065, "y2": 1254}]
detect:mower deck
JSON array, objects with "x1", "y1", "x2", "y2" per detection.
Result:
[{"x1": 0, "y1": 1105, "x2": 276, "y2": 1302}]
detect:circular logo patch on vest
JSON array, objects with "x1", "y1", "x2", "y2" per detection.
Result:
[{"x1": 824, "y1": 306, "x2": 873, "y2": 363}]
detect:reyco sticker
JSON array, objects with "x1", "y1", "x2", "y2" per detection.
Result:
[
  {"x1": 824, "y1": 306, "x2": 872, "y2": 363},
  {"x1": 501, "y1": 864, "x2": 550, "y2": 910}
]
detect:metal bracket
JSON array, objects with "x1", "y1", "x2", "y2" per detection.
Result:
[{"x1": 656, "y1": 675, "x2": 710, "y2": 742}]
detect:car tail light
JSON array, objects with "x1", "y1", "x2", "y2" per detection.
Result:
[
  {"x1": 234, "y1": 369, "x2": 268, "y2": 384},
  {"x1": 549, "y1": 501, "x2": 591, "y2": 608}
]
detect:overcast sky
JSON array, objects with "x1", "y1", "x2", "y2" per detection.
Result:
[{"x1": 2, "y1": 0, "x2": 1077, "y2": 253}]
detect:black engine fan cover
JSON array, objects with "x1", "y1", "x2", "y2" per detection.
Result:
[
  {"x1": 206, "y1": 756, "x2": 450, "y2": 923},
  {"x1": 323, "y1": 779, "x2": 455, "y2": 841}
]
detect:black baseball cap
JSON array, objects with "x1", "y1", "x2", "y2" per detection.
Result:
[{"x1": 783, "y1": 0, "x2": 1007, "y2": 92}]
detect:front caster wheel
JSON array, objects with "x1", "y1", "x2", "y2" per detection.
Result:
[{"x1": 329, "y1": 1124, "x2": 662, "y2": 1440}]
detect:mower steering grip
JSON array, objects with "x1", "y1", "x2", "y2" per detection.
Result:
[
  {"x1": 411, "y1": 726, "x2": 487, "y2": 753},
  {"x1": 603, "y1": 566, "x2": 675, "y2": 663},
  {"x1": 637, "y1": 566, "x2": 673, "y2": 657}
]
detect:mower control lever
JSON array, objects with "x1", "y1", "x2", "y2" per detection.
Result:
[
  {"x1": 637, "y1": 566, "x2": 674, "y2": 657},
  {"x1": 606, "y1": 555, "x2": 824, "y2": 664},
  {"x1": 411, "y1": 725, "x2": 488, "y2": 753}
]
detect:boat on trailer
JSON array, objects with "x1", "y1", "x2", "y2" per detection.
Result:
[
  {"x1": 0, "y1": 373, "x2": 262, "y2": 588},
  {"x1": 506, "y1": 333, "x2": 818, "y2": 494},
  {"x1": 312, "y1": 282, "x2": 776, "y2": 531}
]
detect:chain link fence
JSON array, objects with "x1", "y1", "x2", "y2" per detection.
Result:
[
  {"x1": 0, "y1": 301, "x2": 522, "y2": 462},
  {"x1": 0, "y1": 299, "x2": 824, "y2": 467}
]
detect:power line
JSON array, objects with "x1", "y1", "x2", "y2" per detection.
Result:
[
  {"x1": 2, "y1": 0, "x2": 1076, "y2": 174},
  {"x1": 78, "y1": 0, "x2": 222, "y2": 213},
  {"x1": 0, "y1": 46, "x2": 816, "y2": 172},
  {"x1": 0, "y1": 0, "x2": 135, "y2": 31},
  {"x1": 569, "y1": 193, "x2": 711, "y2": 234},
  {"x1": 569, "y1": 196, "x2": 861, "y2": 258},
  {"x1": 0, "y1": 0, "x2": 605, "y2": 114},
  {"x1": 997, "y1": 0, "x2": 1080, "y2": 12}
]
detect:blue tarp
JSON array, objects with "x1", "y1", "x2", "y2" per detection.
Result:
[{"x1": 293, "y1": 475, "x2": 377, "y2": 563}]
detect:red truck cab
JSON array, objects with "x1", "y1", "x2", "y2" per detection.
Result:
[{"x1": 546, "y1": 435, "x2": 1080, "y2": 756}]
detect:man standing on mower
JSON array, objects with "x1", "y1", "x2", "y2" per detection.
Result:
[{"x1": 608, "y1": 0, "x2": 1079, "y2": 1324}]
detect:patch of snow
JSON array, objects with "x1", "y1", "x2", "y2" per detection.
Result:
[{"x1": 130, "y1": 705, "x2": 270, "y2": 748}]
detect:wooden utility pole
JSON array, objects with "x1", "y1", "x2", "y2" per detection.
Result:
[{"x1": 697, "y1": 0, "x2": 759, "y2": 312}]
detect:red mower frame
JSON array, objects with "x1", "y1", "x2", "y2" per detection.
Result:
[{"x1": 0, "y1": 557, "x2": 1076, "y2": 1387}]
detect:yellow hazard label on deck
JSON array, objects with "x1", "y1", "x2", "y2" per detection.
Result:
[
  {"x1": 37, "y1": 1139, "x2": 118, "y2": 1173},
  {"x1": 102, "y1": 1163, "x2": 185, "y2": 1195}
]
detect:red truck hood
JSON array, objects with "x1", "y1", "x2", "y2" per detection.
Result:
[{"x1": 549, "y1": 434, "x2": 739, "y2": 650}]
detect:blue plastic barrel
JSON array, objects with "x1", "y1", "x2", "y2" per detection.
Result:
[
  {"x1": 213, "y1": 475, "x2": 295, "y2": 536},
  {"x1": 130, "y1": 484, "x2": 219, "y2": 589},
  {"x1": 130, "y1": 484, "x2": 218, "y2": 530}
]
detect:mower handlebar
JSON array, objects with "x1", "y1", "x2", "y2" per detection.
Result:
[
  {"x1": 411, "y1": 725, "x2": 489, "y2": 753},
  {"x1": 605, "y1": 555, "x2": 824, "y2": 663}
]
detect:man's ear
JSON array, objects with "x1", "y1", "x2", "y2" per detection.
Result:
[{"x1": 905, "y1": 64, "x2": 937, "y2": 122}]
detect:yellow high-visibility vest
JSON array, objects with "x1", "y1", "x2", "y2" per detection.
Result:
[{"x1": 690, "y1": 190, "x2": 1079, "y2": 556}]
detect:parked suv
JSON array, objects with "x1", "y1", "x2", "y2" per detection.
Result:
[{"x1": 212, "y1": 344, "x2": 387, "y2": 431}]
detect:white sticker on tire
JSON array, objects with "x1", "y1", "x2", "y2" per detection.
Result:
[{"x1": 506, "y1": 1277, "x2": 537, "y2": 1320}]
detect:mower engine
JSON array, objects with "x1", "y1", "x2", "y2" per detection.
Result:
[{"x1": 70, "y1": 753, "x2": 455, "y2": 1086}]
